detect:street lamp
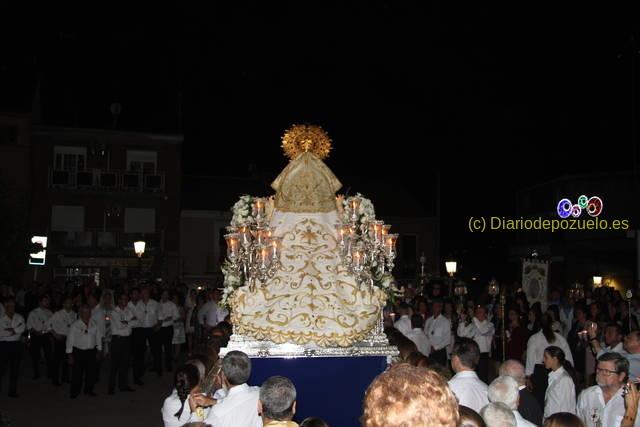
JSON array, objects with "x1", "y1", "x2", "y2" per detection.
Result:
[
  {"x1": 592, "y1": 275, "x2": 602, "y2": 288},
  {"x1": 134, "y1": 240, "x2": 146, "y2": 282},
  {"x1": 445, "y1": 260, "x2": 457, "y2": 296}
]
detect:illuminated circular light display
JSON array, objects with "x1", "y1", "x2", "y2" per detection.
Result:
[
  {"x1": 577, "y1": 195, "x2": 588, "y2": 209},
  {"x1": 557, "y1": 198, "x2": 573, "y2": 219},
  {"x1": 571, "y1": 204, "x2": 582, "y2": 218},
  {"x1": 586, "y1": 196, "x2": 603, "y2": 217},
  {"x1": 556, "y1": 195, "x2": 603, "y2": 218}
]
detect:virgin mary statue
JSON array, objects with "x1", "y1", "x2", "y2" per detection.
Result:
[{"x1": 228, "y1": 125, "x2": 387, "y2": 348}]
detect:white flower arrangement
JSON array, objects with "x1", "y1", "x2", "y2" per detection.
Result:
[
  {"x1": 338, "y1": 192, "x2": 376, "y2": 226},
  {"x1": 220, "y1": 260, "x2": 243, "y2": 310},
  {"x1": 230, "y1": 194, "x2": 255, "y2": 226}
]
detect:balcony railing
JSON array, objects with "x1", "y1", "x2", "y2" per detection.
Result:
[
  {"x1": 49, "y1": 168, "x2": 165, "y2": 193},
  {"x1": 49, "y1": 230, "x2": 162, "y2": 253}
]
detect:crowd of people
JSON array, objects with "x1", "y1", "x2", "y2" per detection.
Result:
[
  {"x1": 379, "y1": 284, "x2": 640, "y2": 426},
  {"x1": 3, "y1": 280, "x2": 640, "y2": 426},
  {"x1": 0, "y1": 280, "x2": 230, "y2": 399}
]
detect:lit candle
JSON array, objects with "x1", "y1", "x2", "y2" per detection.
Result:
[{"x1": 354, "y1": 250, "x2": 362, "y2": 268}]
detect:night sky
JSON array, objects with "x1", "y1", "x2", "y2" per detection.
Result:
[{"x1": 1, "y1": 2, "x2": 637, "y2": 266}]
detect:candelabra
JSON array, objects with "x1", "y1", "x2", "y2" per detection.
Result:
[
  {"x1": 569, "y1": 282, "x2": 585, "y2": 300},
  {"x1": 224, "y1": 198, "x2": 282, "y2": 290},
  {"x1": 335, "y1": 196, "x2": 398, "y2": 288},
  {"x1": 454, "y1": 280, "x2": 468, "y2": 299}
]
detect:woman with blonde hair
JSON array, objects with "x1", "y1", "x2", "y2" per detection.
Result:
[{"x1": 361, "y1": 363, "x2": 459, "y2": 427}]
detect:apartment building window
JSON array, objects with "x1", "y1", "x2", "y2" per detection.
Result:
[
  {"x1": 54, "y1": 146, "x2": 86, "y2": 171},
  {"x1": 51, "y1": 205, "x2": 85, "y2": 231},
  {"x1": 126, "y1": 150, "x2": 157, "y2": 175},
  {"x1": 124, "y1": 208, "x2": 155, "y2": 233}
]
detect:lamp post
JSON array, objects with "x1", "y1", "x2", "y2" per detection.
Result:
[
  {"x1": 134, "y1": 240, "x2": 146, "y2": 283},
  {"x1": 627, "y1": 290, "x2": 633, "y2": 333},
  {"x1": 445, "y1": 260, "x2": 457, "y2": 297},
  {"x1": 418, "y1": 253, "x2": 427, "y2": 294},
  {"x1": 593, "y1": 275, "x2": 602, "y2": 288}
]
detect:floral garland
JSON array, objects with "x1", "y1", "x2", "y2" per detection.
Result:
[
  {"x1": 230, "y1": 194, "x2": 255, "y2": 226},
  {"x1": 337, "y1": 192, "x2": 376, "y2": 226},
  {"x1": 220, "y1": 260, "x2": 243, "y2": 310}
]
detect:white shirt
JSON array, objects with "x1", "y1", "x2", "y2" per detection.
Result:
[
  {"x1": 602, "y1": 342, "x2": 625, "y2": 353},
  {"x1": 158, "y1": 301, "x2": 180, "y2": 327},
  {"x1": 406, "y1": 328, "x2": 431, "y2": 356},
  {"x1": 91, "y1": 306, "x2": 109, "y2": 339},
  {"x1": 198, "y1": 301, "x2": 228, "y2": 327},
  {"x1": 127, "y1": 301, "x2": 141, "y2": 328},
  {"x1": 162, "y1": 389, "x2": 194, "y2": 427},
  {"x1": 559, "y1": 306, "x2": 574, "y2": 338},
  {"x1": 48, "y1": 309, "x2": 77, "y2": 336},
  {"x1": 544, "y1": 366, "x2": 576, "y2": 419},
  {"x1": 66, "y1": 318, "x2": 103, "y2": 353},
  {"x1": 424, "y1": 314, "x2": 451, "y2": 351},
  {"x1": 457, "y1": 318, "x2": 495, "y2": 353},
  {"x1": 0, "y1": 313, "x2": 25, "y2": 342},
  {"x1": 448, "y1": 370, "x2": 489, "y2": 413},
  {"x1": 577, "y1": 385, "x2": 640, "y2": 427},
  {"x1": 514, "y1": 410, "x2": 537, "y2": 427},
  {"x1": 525, "y1": 331, "x2": 574, "y2": 376},
  {"x1": 111, "y1": 306, "x2": 135, "y2": 337},
  {"x1": 27, "y1": 307, "x2": 52, "y2": 333},
  {"x1": 136, "y1": 299, "x2": 160, "y2": 328},
  {"x1": 191, "y1": 383, "x2": 262, "y2": 427},
  {"x1": 394, "y1": 315, "x2": 412, "y2": 337}
]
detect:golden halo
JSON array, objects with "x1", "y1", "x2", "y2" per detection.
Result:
[{"x1": 281, "y1": 124, "x2": 332, "y2": 160}]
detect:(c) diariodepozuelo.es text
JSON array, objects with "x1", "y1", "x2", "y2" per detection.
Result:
[{"x1": 467, "y1": 216, "x2": 630, "y2": 233}]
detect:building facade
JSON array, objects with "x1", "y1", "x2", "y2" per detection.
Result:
[{"x1": 28, "y1": 126, "x2": 182, "y2": 289}]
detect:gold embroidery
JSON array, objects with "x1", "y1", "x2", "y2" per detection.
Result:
[
  {"x1": 271, "y1": 152, "x2": 341, "y2": 213},
  {"x1": 231, "y1": 213, "x2": 385, "y2": 347}
]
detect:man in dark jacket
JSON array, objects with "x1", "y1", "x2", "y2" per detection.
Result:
[{"x1": 499, "y1": 359, "x2": 543, "y2": 426}]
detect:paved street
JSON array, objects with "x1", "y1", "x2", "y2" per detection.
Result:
[{"x1": 0, "y1": 357, "x2": 176, "y2": 427}]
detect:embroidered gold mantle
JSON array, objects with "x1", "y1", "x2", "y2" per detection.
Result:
[
  {"x1": 271, "y1": 152, "x2": 341, "y2": 213},
  {"x1": 231, "y1": 211, "x2": 385, "y2": 347}
]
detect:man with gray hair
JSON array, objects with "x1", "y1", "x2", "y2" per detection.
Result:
[
  {"x1": 499, "y1": 359, "x2": 543, "y2": 426},
  {"x1": 188, "y1": 350, "x2": 261, "y2": 427},
  {"x1": 488, "y1": 375, "x2": 536, "y2": 427},
  {"x1": 259, "y1": 376, "x2": 298, "y2": 427},
  {"x1": 480, "y1": 402, "x2": 517, "y2": 427}
]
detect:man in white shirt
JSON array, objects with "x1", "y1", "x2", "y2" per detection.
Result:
[
  {"x1": 424, "y1": 298, "x2": 451, "y2": 365},
  {"x1": 47, "y1": 296, "x2": 77, "y2": 386},
  {"x1": 448, "y1": 337, "x2": 489, "y2": 413},
  {"x1": 405, "y1": 314, "x2": 431, "y2": 356},
  {"x1": 393, "y1": 303, "x2": 412, "y2": 337},
  {"x1": 66, "y1": 305, "x2": 103, "y2": 398},
  {"x1": 601, "y1": 323, "x2": 624, "y2": 353},
  {"x1": 108, "y1": 292, "x2": 136, "y2": 395},
  {"x1": 133, "y1": 287, "x2": 160, "y2": 382},
  {"x1": 198, "y1": 290, "x2": 228, "y2": 331},
  {"x1": 458, "y1": 305, "x2": 495, "y2": 383},
  {"x1": 577, "y1": 352, "x2": 640, "y2": 427},
  {"x1": 488, "y1": 375, "x2": 536, "y2": 427},
  {"x1": 588, "y1": 324, "x2": 640, "y2": 381},
  {"x1": 26, "y1": 294, "x2": 53, "y2": 380},
  {"x1": 189, "y1": 351, "x2": 262, "y2": 427},
  {"x1": 158, "y1": 289, "x2": 179, "y2": 373},
  {"x1": 0, "y1": 297, "x2": 26, "y2": 397}
]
